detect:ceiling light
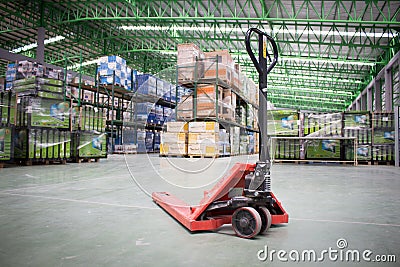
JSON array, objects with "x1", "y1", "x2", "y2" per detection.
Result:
[
  {"x1": 10, "y1": 35, "x2": 65, "y2": 53},
  {"x1": 274, "y1": 28, "x2": 398, "y2": 39},
  {"x1": 119, "y1": 25, "x2": 243, "y2": 33}
]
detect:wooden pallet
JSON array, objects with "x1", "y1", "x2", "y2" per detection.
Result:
[
  {"x1": 75, "y1": 158, "x2": 101, "y2": 163},
  {"x1": 159, "y1": 154, "x2": 187, "y2": 158},
  {"x1": 188, "y1": 154, "x2": 220, "y2": 159}
]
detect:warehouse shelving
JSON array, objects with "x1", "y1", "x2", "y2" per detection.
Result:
[
  {"x1": 172, "y1": 45, "x2": 261, "y2": 157},
  {"x1": 267, "y1": 109, "x2": 396, "y2": 165}
]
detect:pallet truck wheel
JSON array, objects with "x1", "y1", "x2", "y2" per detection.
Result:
[
  {"x1": 232, "y1": 207, "x2": 262, "y2": 238},
  {"x1": 257, "y1": 207, "x2": 272, "y2": 234}
]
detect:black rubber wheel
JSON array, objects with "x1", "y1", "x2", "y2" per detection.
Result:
[
  {"x1": 257, "y1": 206, "x2": 272, "y2": 234},
  {"x1": 231, "y1": 207, "x2": 262, "y2": 238}
]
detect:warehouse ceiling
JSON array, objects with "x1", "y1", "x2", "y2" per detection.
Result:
[{"x1": 1, "y1": 0, "x2": 399, "y2": 112}]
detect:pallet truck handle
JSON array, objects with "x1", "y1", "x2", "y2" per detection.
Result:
[
  {"x1": 245, "y1": 28, "x2": 278, "y2": 80},
  {"x1": 245, "y1": 28, "x2": 278, "y2": 168}
]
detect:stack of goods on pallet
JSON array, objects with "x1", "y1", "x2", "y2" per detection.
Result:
[
  {"x1": 246, "y1": 104, "x2": 257, "y2": 129},
  {"x1": 0, "y1": 127, "x2": 12, "y2": 161},
  {"x1": 136, "y1": 130, "x2": 146, "y2": 153},
  {"x1": 176, "y1": 94, "x2": 193, "y2": 120},
  {"x1": 240, "y1": 75, "x2": 258, "y2": 106},
  {"x1": 97, "y1": 55, "x2": 132, "y2": 91},
  {"x1": 221, "y1": 89, "x2": 236, "y2": 121},
  {"x1": 343, "y1": 111, "x2": 372, "y2": 162},
  {"x1": 7, "y1": 61, "x2": 72, "y2": 164},
  {"x1": 232, "y1": 64, "x2": 242, "y2": 91},
  {"x1": 0, "y1": 91, "x2": 16, "y2": 125},
  {"x1": 230, "y1": 126, "x2": 240, "y2": 156},
  {"x1": 114, "y1": 127, "x2": 137, "y2": 154},
  {"x1": 204, "y1": 50, "x2": 234, "y2": 86},
  {"x1": 177, "y1": 43, "x2": 205, "y2": 82},
  {"x1": 372, "y1": 112, "x2": 395, "y2": 164},
  {"x1": 135, "y1": 129, "x2": 161, "y2": 153},
  {"x1": 70, "y1": 104, "x2": 107, "y2": 160},
  {"x1": 16, "y1": 96, "x2": 70, "y2": 128},
  {"x1": 196, "y1": 85, "x2": 223, "y2": 118},
  {"x1": 239, "y1": 134, "x2": 249, "y2": 155},
  {"x1": 160, "y1": 122, "x2": 188, "y2": 156},
  {"x1": 135, "y1": 102, "x2": 164, "y2": 126},
  {"x1": 267, "y1": 110, "x2": 300, "y2": 136},
  {"x1": 135, "y1": 102, "x2": 153, "y2": 124},
  {"x1": 0, "y1": 91, "x2": 16, "y2": 161},
  {"x1": 136, "y1": 74, "x2": 177, "y2": 103},
  {"x1": 13, "y1": 76, "x2": 64, "y2": 99},
  {"x1": 176, "y1": 85, "x2": 235, "y2": 121},
  {"x1": 188, "y1": 121, "x2": 219, "y2": 157},
  {"x1": 248, "y1": 133, "x2": 255, "y2": 154},
  {"x1": 218, "y1": 129, "x2": 231, "y2": 156},
  {"x1": 71, "y1": 130, "x2": 106, "y2": 160},
  {"x1": 5, "y1": 62, "x2": 16, "y2": 91},
  {"x1": 14, "y1": 96, "x2": 71, "y2": 162}
]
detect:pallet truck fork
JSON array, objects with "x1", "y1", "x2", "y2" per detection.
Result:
[{"x1": 152, "y1": 28, "x2": 288, "y2": 238}]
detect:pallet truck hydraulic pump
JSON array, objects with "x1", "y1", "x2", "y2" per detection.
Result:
[{"x1": 152, "y1": 28, "x2": 288, "y2": 238}]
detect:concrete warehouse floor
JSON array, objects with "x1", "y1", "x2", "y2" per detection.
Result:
[{"x1": 0, "y1": 154, "x2": 399, "y2": 267}]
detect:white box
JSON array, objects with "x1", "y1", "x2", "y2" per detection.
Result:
[
  {"x1": 189, "y1": 121, "x2": 219, "y2": 133},
  {"x1": 166, "y1": 122, "x2": 188, "y2": 133}
]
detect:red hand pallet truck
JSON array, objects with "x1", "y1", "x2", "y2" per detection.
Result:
[{"x1": 152, "y1": 28, "x2": 288, "y2": 238}]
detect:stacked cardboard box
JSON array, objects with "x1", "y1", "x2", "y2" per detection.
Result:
[
  {"x1": 97, "y1": 55, "x2": 132, "y2": 91},
  {"x1": 12, "y1": 77, "x2": 64, "y2": 100},
  {"x1": 204, "y1": 50, "x2": 234, "y2": 85},
  {"x1": 5, "y1": 61, "x2": 64, "y2": 92},
  {"x1": 1, "y1": 91, "x2": 16, "y2": 162},
  {"x1": 230, "y1": 126, "x2": 240, "y2": 155},
  {"x1": 231, "y1": 64, "x2": 243, "y2": 90},
  {"x1": 16, "y1": 96, "x2": 70, "y2": 129},
  {"x1": 176, "y1": 95, "x2": 194, "y2": 120},
  {"x1": 221, "y1": 89, "x2": 236, "y2": 121},
  {"x1": 176, "y1": 85, "x2": 236, "y2": 120},
  {"x1": 188, "y1": 121, "x2": 219, "y2": 157},
  {"x1": 177, "y1": 43, "x2": 205, "y2": 81},
  {"x1": 160, "y1": 122, "x2": 188, "y2": 156},
  {"x1": 0, "y1": 127, "x2": 12, "y2": 161},
  {"x1": 80, "y1": 105, "x2": 106, "y2": 132},
  {"x1": 241, "y1": 75, "x2": 258, "y2": 106},
  {"x1": 13, "y1": 127, "x2": 72, "y2": 160},
  {"x1": 196, "y1": 85, "x2": 223, "y2": 118},
  {"x1": 239, "y1": 134, "x2": 249, "y2": 155},
  {"x1": 136, "y1": 74, "x2": 176, "y2": 102},
  {"x1": 71, "y1": 131, "x2": 106, "y2": 158},
  {"x1": 0, "y1": 92, "x2": 17, "y2": 126},
  {"x1": 218, "y1": 129, "x2": 231, "y2": 156}
]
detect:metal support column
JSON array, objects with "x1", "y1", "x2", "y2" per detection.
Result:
[
  {"x1": 356, "y1": 98, "x2": 361, "y2": 110},
  {"x1": 395, "y1": 105, "x2": 399, "y2": 167},
  {"x1": 385, "y1": 67, "x2": 393, "y2": 112},
  {"x1": 367, "y1": 87, "x2": 373, "y2": 111},
  {"x1": 36, "y1": 27, "x2": 45, "y2": 64},
  {"x1": 361, "y1": 92, "x2": 367, "y2": 110},
  {"x1": 374, "y1": 78, "x2": 382, "y2": 112}
]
